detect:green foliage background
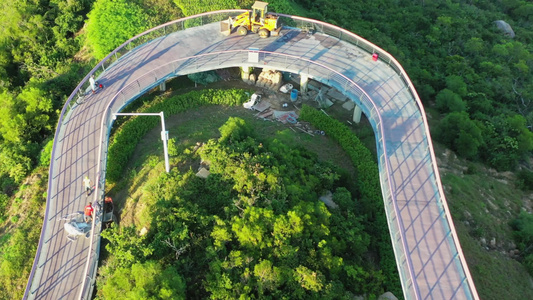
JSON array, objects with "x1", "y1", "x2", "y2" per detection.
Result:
[
  {"x1": 0, "y1": 0, "x2": 531, "y2": 299},
  {"x1": 99, "y1": 115, "x2": 389, "y2": 298},
  {"x1": 85, "y1": 0, "x2": 151, "y2": 60}
]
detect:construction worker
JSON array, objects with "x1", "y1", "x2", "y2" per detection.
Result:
[
  {"x1": 84, "y1": 202, "x2": 94, "y2": 223},
  {"x1": 83, "y1": 176, "x2": 92, "y2": 197},
  {"x1": 89, "y1": 75, "x2": 97, "y2": 94}
]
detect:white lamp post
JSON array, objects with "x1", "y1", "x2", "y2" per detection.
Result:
[{"x1": 113, "y1": 111, "x2": 170, "y2": 172}]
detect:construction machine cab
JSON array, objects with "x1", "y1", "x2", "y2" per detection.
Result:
[{"x1": 252, "y1": 1, "x2": 268, "y2": 25}]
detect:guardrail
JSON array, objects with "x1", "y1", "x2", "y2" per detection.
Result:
[{"x1": 25, "y1": 9, "x2": 479, "y2": 300}]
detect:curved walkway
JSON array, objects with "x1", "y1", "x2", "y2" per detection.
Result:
[{"x1": 24, "y1": 11, "x2": 479, "y2": 300}]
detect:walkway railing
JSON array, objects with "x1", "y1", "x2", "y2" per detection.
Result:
[{"x1": 25, "y1": 9, "x2": 479, "y2": 300}]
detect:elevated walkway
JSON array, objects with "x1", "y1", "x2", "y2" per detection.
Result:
[{"x1": 24, "y1": 11, "x2": 479, "y2": 300}]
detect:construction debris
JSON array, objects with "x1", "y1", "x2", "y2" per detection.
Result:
[
  {"x1": 196, "y1": 167, "x2": 210, "y2": 178},
  {"x1": 279, "y1": 83, "x2": 293, "y2": 93},
  {"x1": 327, "y1": 88, "x2": 347, "y2": 102},
  {"x1": 272, "y1": 110, "x2": 298, "y2": 124},
  {"x1": 243, "y1": 93, "x2": 261, "y2": 109},
  {"x1": 256, "y1": 68, "x2": 283, "y2": 91},
  {"x1": 342, "y1": 100, "x2": 355, "y2": 111},
  {"x1": 252, "y1": 99, "x2": 271, "y2": 112}
]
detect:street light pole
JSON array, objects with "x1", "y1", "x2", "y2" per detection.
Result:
[
  {"x1": 113, "y1": 112, "x2": 170, "y2": 173},
  {"x1": 159, "y1": 111, "x2": 170, "y2": 173}
]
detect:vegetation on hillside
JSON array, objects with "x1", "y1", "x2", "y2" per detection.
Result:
[
  {"x1": 98, "y1": 115, "x2": 392, "y2": 299},
  {"x1": 295, "y1": 0, "x2": 533, "y2": 171},
  {"x1": 0, "y1": 0, "x2": 531, "y2": 299}
]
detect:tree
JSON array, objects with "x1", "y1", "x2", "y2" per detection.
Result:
[
  {"x1": 480, "y1": 114, "x2": 533, "y2": 170},
  {"x1": 435, "y1": 112, "x2": 483, "y2": 159},
  {"x1": 445, "y1": 75, "x2": 468, "y2": 97},
  {"x1": 435, "y1": 88, "x2": 467, "y2": 113},
  {"x1": 294, "y1": 265, "x2": 325, "y2": 292},
  {"x1": 253, "y1": 259, "x2": 285, "y2": 294},
  {"x1": 173, "y1": 0, "x2": 239, "y2": 16},
  {"x1": 100, "y1": 261, "x2": 186, "y2": 299},
  {"x1": 101, "y1": 225, "x2": 154, "y2": 268},
  {"x1": 85, "y1": 0, "x2": 151, "y2": 59}
]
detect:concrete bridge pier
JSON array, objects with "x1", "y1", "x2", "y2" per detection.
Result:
[
  {"x1": 353, "y1": 105, "x2": 362, "y2": 123},
  {"x1": 160, "y1": 81, "x2": 166, "y2": 92},
  {"x1": 241, "y1": 67, "x2": 253, "y2": 82},
  {"x1": 300, "y1": 74, "x2": 309, "y2": 93}
]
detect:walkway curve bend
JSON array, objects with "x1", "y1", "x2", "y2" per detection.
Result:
[{"x1": 24, "y1": 10, "x2": 479, "y2": 300}]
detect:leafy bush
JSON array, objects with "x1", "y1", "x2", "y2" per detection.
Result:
[
  {"x1": 299, "y1": 105, "x2": 401, "y2": 295},
  {"x1": 435, "y1": 89, "x2": 466, "y2": 113},
  {"x1": 480, "y1": 114, "x2": 533, "y2": 171},
  {"x1": 167, "y1": 138, "x2": 178, "y2": 156},
  {"x1": 100, "y1": 260, "x2": 186, "y2": 300},
  {"x1": 100, "y1": 225, "x2": 154, "y2": 268},
  {"x1": 173, "y1": 0, "x2": 239, "y2": 16},
  {"x1": 85, "y1": 0, "x2": 151, "y2": 60},
  {"x1": 187, "y1": 71, "x2": 220, "y2": 86},
  {"x1": 38, "y1": 139, "x2": 54, "y2": 167},
  {"x1": 511, "y1": 211, "x2": 533, "y2": 275},
  {"x1": 517, "y1": 169, "x2": 533, "y2": 191},
  {"x1": 434, "y1": 112, "x2": 483, "y2": 160},
  {"x1": 218, "y1": 116, "x2": 253, "y2": 143},
  {"x1": 0, "y1": 193, "x2": 8, "y2": 224}
]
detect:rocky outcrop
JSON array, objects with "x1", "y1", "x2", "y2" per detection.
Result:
[{"x1": 494, "y1": 20, "x2": 515, "y2": 38}]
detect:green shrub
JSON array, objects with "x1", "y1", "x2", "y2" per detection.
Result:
[
  {"x1": 167, "y1": 138, "x2": 178, "y2": 156},
  {"x1": 0, "y1": 193, "x2": 8, "y2": 224},
  {"x1": 187, "y1": 71, "x2": 220, "y2": 86},
  {"x1": 435, "y1": 89, "x2": 467, "y2": 113},
  {"x1": 434, "y1": 112, "x2": 483, "y2": 160},
  {"x1": 517, "y1": 169, "x2": 533, "y2": 191},
  {"x1": 85, "y1": 0, "x2": 151, "y2": 60},
  {"x1": 218, "y1": 116, "x2": 253, "y2": 144},
  {"x1": 511, "y1": 211, "x2": 533, "y2": 252},
  {"x1": 100, "y1": 260, "x2": 186, "y2": 299},
  {"x1": 299, "y1": 105, "x2": 401, "y2": 295},
  {"x1": 38, "y1": 139, "x2": 54, "y2": 167}
]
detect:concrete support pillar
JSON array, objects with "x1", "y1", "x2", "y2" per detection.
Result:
[
  {"x1": 241, "y1": 67, "x2": 251, "y2": 82},
  {"x1": 300, "y1": 74, "x2": 309, "y2": 93},
  {"x1": 353, "y1": 105, "x2": 362, "y2": 123},
  {"x1": 159, "y1": 81, "x2": 166, "y2": 92}
]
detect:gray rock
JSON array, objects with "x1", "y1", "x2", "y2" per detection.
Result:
[{"x1": 494, "y1": 20, "x2": 515, "y2": 38}]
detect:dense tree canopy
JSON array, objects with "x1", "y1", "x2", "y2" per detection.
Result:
[
  {"x1": 0, "y1": 0, "x2": 531, "y2": 299},
  {"x1": 85, "y1": 0, "x2": 152, "y2": 59},
  {"x1": 294, "y1": 0, "x2": 533, "y2": 168},
  {"x1": 98, "y1": 117, "x2": 388, "y2": 298}
]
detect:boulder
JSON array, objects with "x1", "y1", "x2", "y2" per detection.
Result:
[{"x1": 494, "y1": 20, "x2": 515, "y2": 38}]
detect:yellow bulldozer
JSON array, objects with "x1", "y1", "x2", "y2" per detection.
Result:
[{"x1": 221, "y1": 1, "x2": 281, "y2": 38}]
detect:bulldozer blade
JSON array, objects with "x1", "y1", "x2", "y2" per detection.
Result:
[
  {"x1": 220, "y1": 20, "x2": 231, "y2": 36},
  {"x1": 271, "y1": 26, "x2": 282, "y2": 37}
]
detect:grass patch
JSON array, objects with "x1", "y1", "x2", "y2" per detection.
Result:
[
  {"x1": 0, "y1": 167, "x2": 48, "y2": 300},
  {"x1": 454, "y1": 221, "x2": 533, "y2": 300},
  {"x1": 440, "y1": 157, "x2": 533, "y2": 299}
]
